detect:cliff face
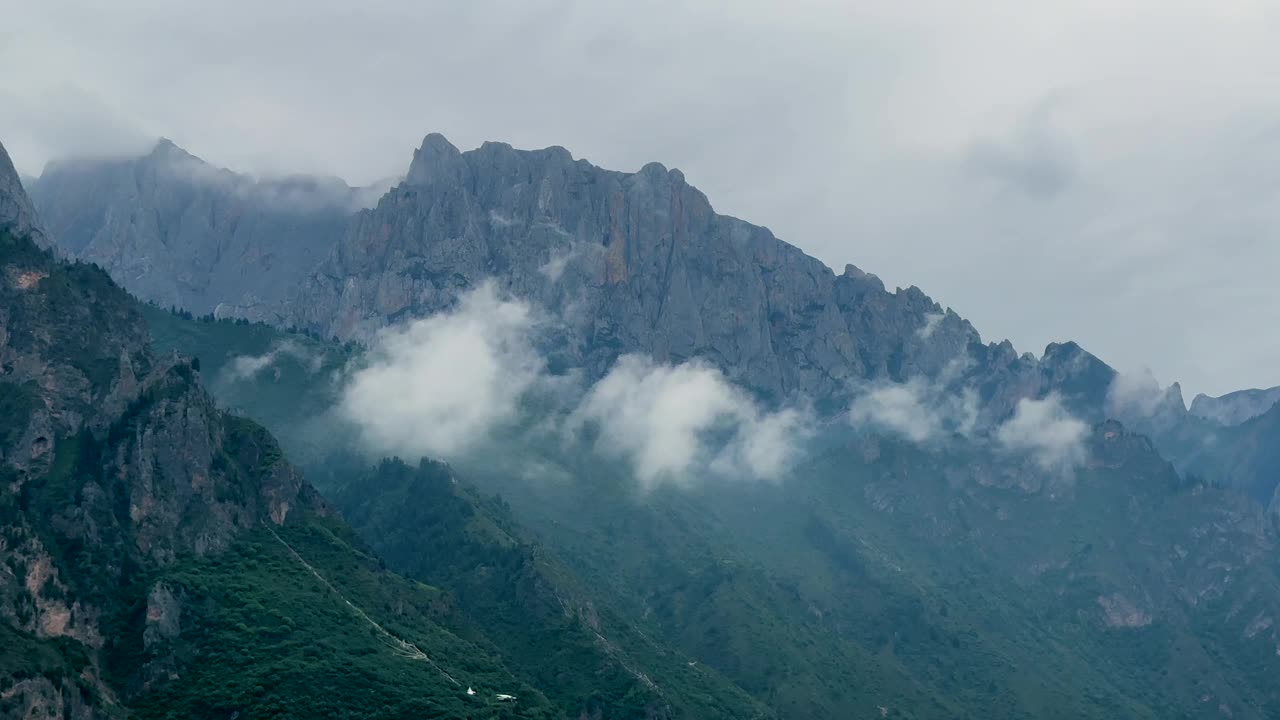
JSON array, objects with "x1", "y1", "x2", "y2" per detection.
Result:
[
  {"x1": 29, "y1": 140, "x2": 357, "y2": 318},
  {"x1": 34, "y1": 134, "x2": 1280, "y2": 494},
  {"x1": 30, "y1": 134, "x2": 1168, "y2": 424},
  {"x1": 0, "y1": 142, "x2": 50, "y2": 250},
  {"x1": 284, "y1": 135, "x2": 985, "y2": 404}
]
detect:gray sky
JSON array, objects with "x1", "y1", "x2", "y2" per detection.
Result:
[{"x1": 4, "y1": 0, "x2": 1279, "y2": 398}]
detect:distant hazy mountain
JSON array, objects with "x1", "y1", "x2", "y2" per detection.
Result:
[
  {"x1": 1191, "y1": 386, "x2": 1280, "y2": 426},
  {"x1": 29, "y1": 139, "x2": 362, "y2": 318}
]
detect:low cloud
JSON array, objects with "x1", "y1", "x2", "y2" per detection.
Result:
[
  {"x1": 538, "y1": 239, "x2": 601, "y2": 284},
  {"x1": 339, "y1": 281, "x2": 544, "y2": 459},
  {"x1": 40, "y1": 139, "x2": 392, "y2": 215},
  {"x1": 1106, "y1": 368, "x2": 1182, "y2": 420},
  {"x1": 538, "y1": 246, "x2": 574, "y2": 282},
  {"x1": 150, "y1": 147, "x2": 381, "y2": 214},
  {"x1": 849, "y1": 374, "x2": 978, "y2": 443},
  {"x1": 225, "y1": 340, "x2": 320, "y2": 381},
  {"x1": 917, "y1": 312, "x2": 945, "y2": 339},
  {"x1": 0, "y1": 84, "x2": 154, "y2": 170},
  {"x1": 570, "y1": 354, "x2": 812, "y2": 487},
  {"x1": 488, "y1": 210, "x2": 518, "y2": 228},
  {"x1": 335, "y1": 284, "x2": 811, "y2": 485},
  {"x1": 351, "y1": 175, "x2": 402, "y2": 210},
  {"x1": 994, "y1": 394, "x2": 1087, "y2": 472}
]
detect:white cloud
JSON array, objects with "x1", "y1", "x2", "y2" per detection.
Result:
[
  {"x1": 488, "y1": 209, "x2": 517, "y2": 228},
  {"x1": 1105, "y1": 368, "x2": 1173, "y2": 419},
  {"x1": 335, "y1": 285, "x2": 810, "y2": 484},
  {"x1": 719, "y1": 407, "x2": 812, "y2": 479},
  {"x1": 339, "y1": 281, "x2": 543, "y2": 459},
  {"x1": 0, "y1": 84, "x2": 154, "y2": 168},
  {"x1": 850, "y1": 381, "x2": 939, "y2": 442},
  {"x1": 225, "y1": 339, "x2": 320, "y2": 381},
  {"x1": 994, "y1": 394, "x2": 1088, "y2": 472},
  {"x1": 228, "y1": 351, "x2": 275, "y2": 380},
  {"x1": 538, "y1": 246, "x2": 574, "y2": 283},
  {"x1": 538, "y1": 239, "x2": 600, "y2": 284},
  {"x1": 917, "y1": 312, "x2": 945, "y2": 339},
  {"x1": 150, "y1": 145, "x2": 380, "y2": 213},
  {"x1": 570, "y1": 354, "x2": 811, "y2": 487},
  {"x1": 849, "y1": 376, "x2": 978, "y2": 443}
]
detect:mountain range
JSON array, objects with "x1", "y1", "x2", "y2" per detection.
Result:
[
  {"x1": 5, "y1": 133, "x2": 1280, "y2": 719},
  {"x1": 29, "y1": 136, "x2": 1280, "y2": 501}
]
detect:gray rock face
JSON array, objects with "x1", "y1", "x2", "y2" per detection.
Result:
[
  {"x1": 32, "y1": 132, "x2": 1268, "y2": 448},
  {"x1": 142, "y1": 583, "x2": 183, "y2": 651},
  {"x1": 285, "y1": 134, "x2": 990, "y2": 404},
  {"x1": 0, "y1": 141, "x2": 51, "y2": 250},
  {"x1": 27, "y1": 132, "x2": 1148, "y2": 421},
  {"x1": 30, "y1": 139, "x2": 358, "y2": 317},
  {"x1": 1190, "y1": 386, "x2": 1280, "y2": 426}
]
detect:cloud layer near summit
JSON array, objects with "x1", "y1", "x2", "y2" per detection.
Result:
[
  {"x1": 4, "y1": 1, "x2": 1279, "y2": 396},
  {"x1": 338, "y1": 284, "x2": 813, "y2": 486}
]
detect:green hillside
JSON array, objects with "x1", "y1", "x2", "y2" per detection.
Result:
[{"x1": 134, "y1": 280, "x2": 1280, "y2": 719}]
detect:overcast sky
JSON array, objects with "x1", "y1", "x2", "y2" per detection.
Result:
[{"x1": 3, "y1": 0, "x2": 1279, "y2": 398}]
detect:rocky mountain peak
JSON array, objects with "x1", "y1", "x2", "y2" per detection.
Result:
[
  {"x1": 0, "y1": 140, "x2": 51, "y2": 250},
  {"x1": 148, "y1": 136, "x2": 188, "y2": 159},
  {"x1": 841, "y1": 263, "x2": 886, "y2": 291},
  {"x1": 406, "y1": 132, "x2": 466, "y2": 186},
  {"x1": 1190, "y1": 386, "x2": 1280, "y2": 426},
  {"x1": 639, "y1": 160, "x2": 669, "y2": 177}
]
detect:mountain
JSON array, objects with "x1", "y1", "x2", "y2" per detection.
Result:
[
  {"x1": 1113, "y1": 382, "x2": 1280, "y2": 505},
  {"x1": 2, "y1": 139, "x2": 780, "y2": 720},
  {"x1": 0, "y1": 143, "x2": 50, "y2": 250},
  {"x1": 1190, "y1": 386, "x2": 1280, "y2": 426},
  {"x1": 35, "y1": 133, "x2": 1251, "y2": 433},
  {"x1": 25, "y1": 131, "x2": 1280, "y2": 718},
  {"x1": 332, "y1": 458, "x2": 772, "y2": 720},
  {"x1": 128, "y1": 305, "x2": 1280, "y2": 718},
  {"x1": 277, "y1": 134, "x2": 1001, "y2": 407},
  {"x1": 28, "y1": 140, "x2": 360, "y2": 319},
  {"x1": 137, "y1": 304, "x2": 359, "y2": 478},
  {"x1": 1180, "y1": 403, "x2": 1280, "y2": 511},
  {"x1": 0, "y1": 228, "x2": 561, "y2": 718},
  {"x1": 137, "y1": 308, "x2": 778, "y2": 719},
  {"x1": 270, "y1": 132, "x2": 1280, "y2": 498}
]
